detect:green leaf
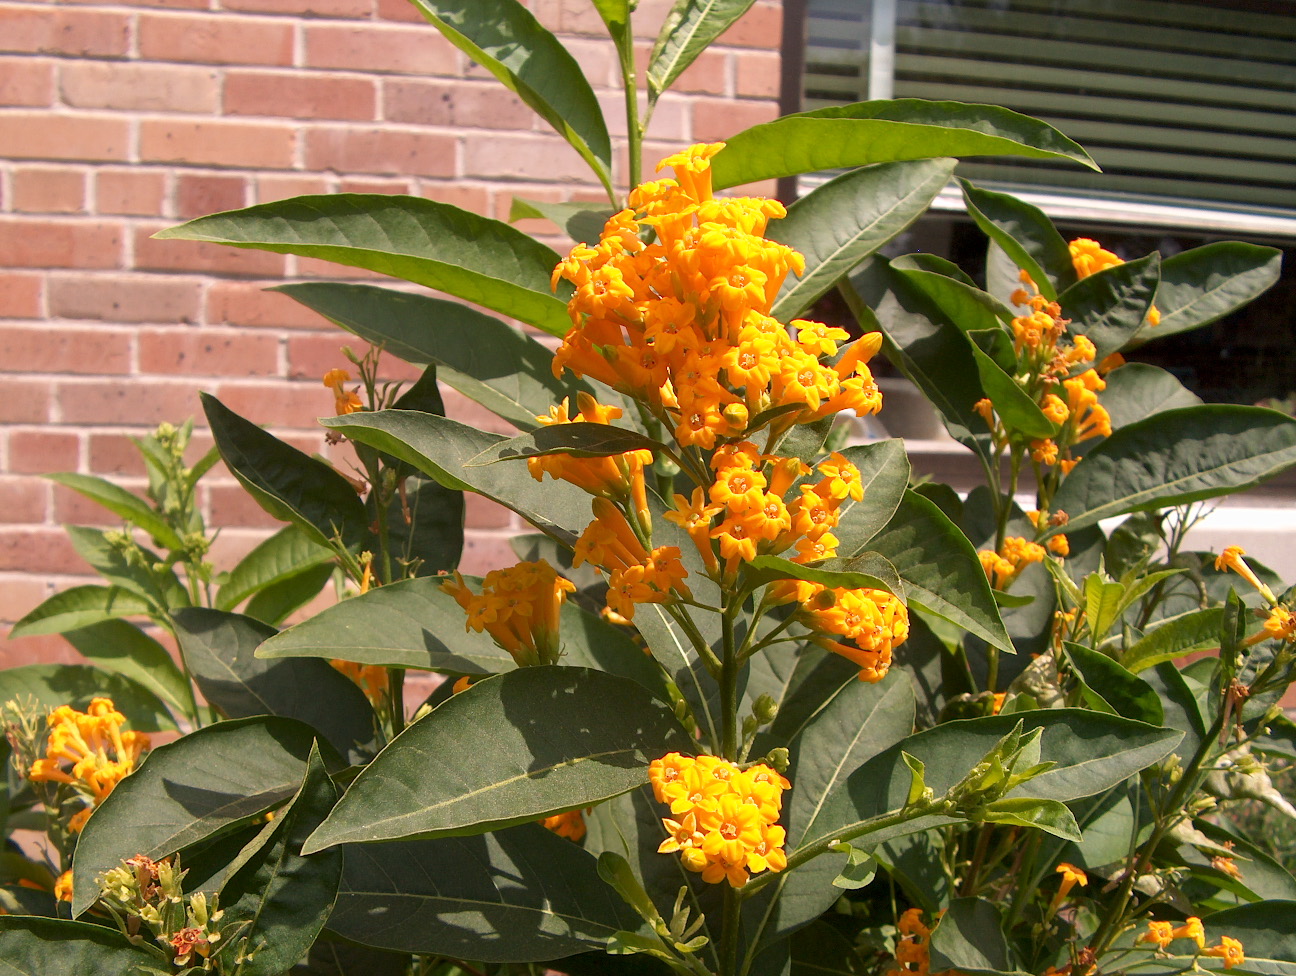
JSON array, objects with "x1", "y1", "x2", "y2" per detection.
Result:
[
  {"x1": 173, "y1": 608, "x2": 375, "y2": 761},
  {"x1": 1100, "y1": 363, "x2": 1202, "y2": 431},
  {"x1": 744, "y1": 552, "x2": 903, "y2": 600},
  {"x1": 510, "y1": 198, "x2": 614, "y2": 246},
  {"x1": 202, "y1": 393, "x2": 368, "y2": 552},
  {"x1": 323, "y1": 409, "x2": 590, "y2": 542},
  {"x1": 304, "y1": 666, "x2": 692, "y2": 850},
  {"x1": 1123, "y1": 608, "x2": 1225, "y2": 674},
  {"x1": 219, "y1": 745, "x2": 342, "y2": 976},
  {"x1": 217, "y1": 525, "x2": 335, "y2": 612},
  {"x1": 1048, "y1": 405, "x2": 1296, "y2": 535},
  {"x1": 1058, "y1": 252, "x2": 1160, "y2": 361},
  {"x1": 328, "y1": 824, "x2": 639, "y2": 962},
  {"x1": 0, "y1": 916, "x2": 168, "y2": 975},
  {"x1": 1204, "y1": 902, "x2": 1296, "y2": 963},
  {"x1": 969, "y1": 339, "x2": 1056, "y2": 439},
  {"x1": 64, "y1": 525, "x2": 187, "y2": 610},
  {"x1": 1064, "y1": 642, "x2": 1164, "y2": 725},
  {"x1": 768, "y1": 158, "x2": 957, "y2": 320},
  {"x1": 891, "y1": 258, "x2": 1015, "y2": 333},
  {"x1": 469, "y1": 422, "x2": 665, "y2": 465},
  {"x1": 647, "y1": 0, "x2": 757, "y2": 97},
  {"x1": 830, "y1": 845, "x2": 876, "y2": 889},
  {"x1": 0, "y1": 663, "x2": 175, "y2": 732},
  {"x1": 277, "y1": 282, "x2": 583, "y2": 431},
  {"x1": 928, "y1": 898, "x2": 1025, "y2": 976},
  {"x1": 410, "y1": 0, "x2": 612, "y2": 191},
  {"x1": 828, "y1": 439, "x2": 912, "y2": 556},
  {"x1": 44, "y1": 472, "x2": 183, "y2": 551},
  {"x1": 1135, "y1": 241, "x2": 1282, "y2": 343},
  {"x1": 61, "y1": 619, "x2": 190, "y2": 718},
  {"x1": 372, "y1": 472, "x2": 464, "y2": 578},
  {"x1": 957, "y1": 179, "x2": 1075, "y2": 301},
  {"x1": 711, "y1": 99, "x2": 1097, "y2": 191},
  {"x1": 8, "y1": 584, "x2": 154, "y2": 637},
  {"x1": 242, "y1": 563, "x2": 334, "y2": 626},
  {"x1": 156, "y1": 195, "x2": 570, "y2": 336},
  {"x1": 869, "y1": 490, "x2": 1013, "y2": 654},
  {"x1": 979, "y1": 797, "x2": 1080, "y2": 842},
  {"x1": 633, "y1": 602, "x2": 720, "y2": 749}
]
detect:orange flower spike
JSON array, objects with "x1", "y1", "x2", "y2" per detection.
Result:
[
  {"x1": 1139, "y1": 920, "x2": 1175, "y2": 950},
  {"x1": 1170, "y1": 917, "x2": 1206, "y2": 950},
  {"x1": 1215, "y1": 545, "x2": 1278, "y2": 604},
  {"x1": 794, "y1": 319, "x2": 850, "y2": 358},
  {"x1": 1045, "y1": 862, "x2": 1088, "y2": 918},
  {"x1": 1203, "y1": 937, "x2": 1245, "y2": 969}
]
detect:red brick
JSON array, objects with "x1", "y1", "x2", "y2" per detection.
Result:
[
  {"x1": 12, "y1": 166, "x2": 86, "y2": 214},
  {"x1": 0, "y1": 528, "x2": 87, "y2": 573},
  {"x1": 305, "y1": 126, "x2": 456, "y2": 177},
  {"x1": 60, "y1": 61, "x2": 220, "y2": 114},
  {"x1": 554, "y1": 37, "x2": 615, "y2": 89},
  {"x1": 384, "y1": 78, "x2": 532, "y2": 129},
  {"x1": 458, "y1": 532, "x2": 518, "y2": 576},
  {"x1": 304, "y1": 23, "x2": 459, "y2": 75},
  {"x1": 462, "y1": 134, "x2": 594, "y2": 183},
  {"x1": 465, "y1": 492, "x2": 512, "y2": 529},
  {"x1": 138, "y1": 328, "x2": 281, "y2": 377},
  {"x1": 52, "y1": 480, "x2": 148, "y2": 525},
  {"x1": 88, "y1": 434, "x2": 147, "y2": 477},
  {"x1": 337, "y1": 178, "x2": 413, "y2": 195},
  {"x1": 3, "y1": 378, "x2": 53, "y2": 423},
  {"x1": 204, "y1": 481, "x2": 285, "y2": 528},
  {"x1": 419, "y1": 181, "x2": 490, "y2": 215},
  {"x1": 207, "y1": 282, "x2": 327, "y2": 329},
  {"x1": 57, "y1": 378, "x2": 205, "y2": 426},
  {"x1": 0, "y1": 324, "x2": 132, "y2": 373},
  {"x1": 735, "y1": 50, "x2": 780, "y2": 98},
  {"x1": 557, "y1": 0, "x2": 604, "y2": 35},
  {"x1": 375, "y1": 0, "x2": 424, "y2": 22},
  {"x1": 256, "y1": 174, "x2": 332, "y2": 204},
  {"x1": 96, "y1": 170, "x2": 168, "y2": 217},
  {"x1": 54, "y1": 0, "x2": 209, "y2": 9},
  {"x1": 140, "y1": 120, "x2": 296, "y2": 169},
  {"x1": 287, "y1": 332, "x2": 422, "y2": 382},
  {"x1": 175, "y1": 174, "x2": 248, "y2": 219},
  {"x1": 719, "y1": 1, "x2": 782, "y2": 48},
  {"x1": 0, "y1": 7, "x2": 130, "y2": 57},
  {"x1": 673, "y1": 50, "x2": 729, "y2": 95},
  {"x1": 0, "y1": 219, "x2": 122, "y2": 270},
  {"x1": 0, "y1": 113, "x2": 129, "y2": 163},
  {"x1": 48, "y1": 274, "x2": 201, "y2": 324},
  {"x1": 223, "y1": 0, "x2": 371, "y2": 14},
  {"x1": 0, "y1": 477, "x2": 48, "y2": 524},
  {"x1": 7, "y1": 429, "x2": 79, "y2": 475},
  {"x1": 138, "y1": 12, "x2": 294, "y2": 65},
  {"x1": 226, "y1": 71, "x2": 377, "y2": 121},
  {"x1": 0, "y1": 576, "x2": 54, "y2": 626},
  {"x1": 691, "y1": 97, "x2": 779, "y2": 142},
  {"x1": 0, "y1": 273, "x2": 44, "y2": 319},
  {"x1": 205, "y1": 527, "x2": 275, "y2": 577},
  {"x1": 631, "y1": 0, "x2": 675, "y2": 38},
  {"x1": 0, "y1": 57, "x2": 54, "y2": 107},
  {"x1": 214, "y1": 381, "x2": 335, "y2": 428},
  {"x1": 133, "y1": 227, "x2": 287, "y2": 277}
]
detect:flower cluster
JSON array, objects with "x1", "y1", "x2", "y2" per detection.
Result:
[
  {"x1": 1214, "y1": 545, "x2": 1296, "y2": 642},
  {"x1": 648, "y1": 752, "x2": 788, "y2": 888},
  {"x1": 1069, "y1": 238, "x2": 1161, "y2": 327},
  {"x1": 1139, "y1": 918, "x2": 1244, "y2": 968},
  {"x1": 551, "y1": 142, "x2": 883, "y2": 451},
  {"x1": 573, "y1": 498, "x2": 691, "y2": 622},
  {"x1": 97, "y1": 854, "x2": 226, "y2": 968},
  {"x1": 978, "y1": 537, "x2": 1046, "y2": 591},
  {"x1": 441, "y1": 560, "x2": 576, "y2": 666},
  {"x1": 772, "y1": 579, "x2": 909, "y2": 683},
  {"x1": 27, "y1": 697, "x2": 149, "y2": 833},
  {"x1": 322, "y1": 368, "x2": 363, "y2": 415},
  {"x1": 886, "y1": 909, "x2": 953, "y2": 976}
]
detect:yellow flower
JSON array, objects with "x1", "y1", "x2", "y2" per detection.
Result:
[
  {"x1": 54, "y1": 870, "x2": 73, "y2": 903},
  {"x1": 1215, "y1": 545, "x2": 1278, "y2": 604},
  {"x1": 980, "y1": 538, "x2": 1046, "y2": 590},
  {"x1": 1069, "y1": 238, "x2": 1160, "y2": 326},
  {"x1": 1203, "y1": 937, "x2": 1245, "y2": 969},
  {"x1": 441, "y1": 560, "x2": 575, "y2": 667},
  {"x1": 330, "y1": 659, "x2": 389, "y2": 705}
]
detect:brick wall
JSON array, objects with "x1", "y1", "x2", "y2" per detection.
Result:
[{"x1": 0, "y1": 0, "x2": 784, "y2": 666}]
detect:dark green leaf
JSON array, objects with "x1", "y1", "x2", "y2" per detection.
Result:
[
  {"x1": 290, "y1": 938, "x2": 410, "y2": 976},
  {"x1": 768, "y1": 158, "x2": 957, "y2": 320},
  {"x1": 869, "y1": 490, "x2": 1012, "y2": 653},
  {"x1": 410, "y1": 0, "x2": 612, "y2": 189},
  {"x1": 711, "y1": 99, "x2": 1097, "y2": 190},
  {"x1": 744, "y1": 552, "x2": 903, "y2": 600},
  {"x1": 157, "y1": 195, "x2": 570, "y2": 336},
  {"x1": 8, "y1": 584, "x2": 154, "y2": 638},
  {"x1": 220, "y1": 745, "x2": 342, "y2": 976},
  {"x1": 62, "y1": 619, "x2": 190, "y2": 717},
  {"x1": 1058, "y1": 252, "x2": 1160, "y2": 361},
  {"x1": 243, "y1": 563, "x2": 335, "y2": 627},
  {"x1": 173, "y1": 608, "x2": 375, "y2": 761},
  {"x1": 928, "y1": 898, "x2": 1024, "y2": 976},
  {"x1": 0, "y1": 663, "x2": 175, "y2": 732},
  {"x1": 1135, "y1": 241, "x2": 1282, "y2": 342},
  {"x1": 202, "y1": 393, "x2": 368, "y2": 552},
  {"x1": 44, "y1": 472, "x2": 183, "y2": 550},
  {"x1": 510, "y1": 197, "x2": 614, "y2": 246},
  {"x1": 276, "y1": 282, "x2": 583, "y2": 431},
  {"x1": 0, "y1": 916, "x2": 168, "y2": 975},
  {"x1": 304, "y1": 666, "x2": 692, "y2": 849},
  {"x1": 469, "y1": 422, "x2": 665, "y2": 465},
  {"x1": 969, "y1": 340, "x2": 1056, "y2": 439},
  {"x1": 1099, "y1": 363, "x2": 1202, "y2": 431},
  {"x1": 323, "y1": 409, "x2": 590, "y2": 542},
  {"x1": 1123, "y1": 608, "x2": 1224, "y2": 674},
  {"x1": 217, "y1": 525, "x2": 336, "y2": 612},
  {"x1": 1048, "y1": 406, "x2": 1296, "y2": 534},
  {"x1": 957, "y1": 179, "x2": 1075, "y2": 301},
  {"x1": 891, "y1": 256, "x2": 1015, "y2": 332},
  {"x1": 373, "y1": 472, "x2": 464, "y2": 578},
  {"x1": 72, "y1": 715, "x2": 326, "y2": 916},
  {"x1": 1204, "y1": 902, "x2": 1296, "y2": 962},
  {"x1": 329, "y1": 823, "x2": 639, "y2": 962},
  {"x1": 647, "y1": 0, "x2": 757, "y2": 97},
  {"x1": 1064, "y1": 642, "x2": 1163, "y2": 724}
]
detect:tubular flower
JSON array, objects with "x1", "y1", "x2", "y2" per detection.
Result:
[
  {"x1": 889, "y1": 909, "x2": 953, "y2": 976},
  {"x1": 1214, "y1": 545, "x2": 1278, "y2": 604},
  {"x1": 1069, "y1": 238, "x2": 1160, "y2": 327},
  {"x1": 1062, "y1": 370, "x2": 1112, "y2": 443},
  {"x1": 552, "y1": 143, "x2": 884, "y2": 447},
  {"x1": 775, "y1": 582, "x2": 909, "y2": 682},
  {"x1": 1139, "y1": 920, "x2": 1176, "y2": 949},
  {"x1": 440, "y1": 560, "x2": 575, "y2": 666},
  {"x1": 979, "y1": 538, "x2": 1046, "y2": 590},
  {"x1": 648, "y1": 752, "x2": 789, "y2": 888},
  {"x1": 27, "y1": 698, "x2": 150, "y2": 833},
  {"x1": 1045, "y1": 862, "x2": 1088, "y2": 918},
  {"x1": 575, "y1": 498, "x2": 691, "y2": 621},
  {"x1": 1171, "y1": 917, "x2": 1207, "y2": 950},
  {"x1": 1204, "y1": 937, "x2": 1246, "y2": 969},
  {"x1": 322, "y1": 368, "x2": 363, "y2": 415},
  {"x1": 540, "y1": 808, "x2": 588, "y2": 842},
  {"x1": 1260, "y1": 606, "x2": 1296, "y2": 642},
  {"x1": 54, "y1": 870, "x2": 73, "y2": 903},
  {"x1": 330, "y1": 659, "x2": 390, "y2": 705}
]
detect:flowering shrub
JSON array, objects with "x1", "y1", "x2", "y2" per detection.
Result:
[{"x1": 3, "y1": 1, "x2": 1296, "y2": 974}]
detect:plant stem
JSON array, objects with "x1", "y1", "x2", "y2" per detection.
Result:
[
  {"x1": 719, "y1": 887, "x2": 741, "y2": 976},
  {"x1": 617, "y1": 28, "x2": 643, "y2": 195},
  {"x1": 719, "y1": 603, "x2": 740, "y2": 760}
]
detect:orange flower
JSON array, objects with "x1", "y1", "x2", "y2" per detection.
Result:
[
  {"x1": 441, "y1": 560, "x2": 575, "y2": 667},
  {"x1": 322, "y1": 368, "x2": 363, "y2": 415},
  {"x1": 1046, "y1": 862, "x2": 1087, "y2": 918},
  {"x1": 1069, "y1": 238, "x2": 1160, "y2": 326},
  {"x1": 1215, "y1": 545, "x2": 1277, "y2": 604},
  {"x1": 1139, "y1": 920, "x2": 1175, "y2": 949},
  {"x1": 1171, "y1": 917, "x2": 1206, "y2": 950},
  {"x1": 540, "y1": 808, "x2": 588, "y2": 842},
  {"x1": 1203, "y1": 937, "x2": 1245, "y2": 969}
]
